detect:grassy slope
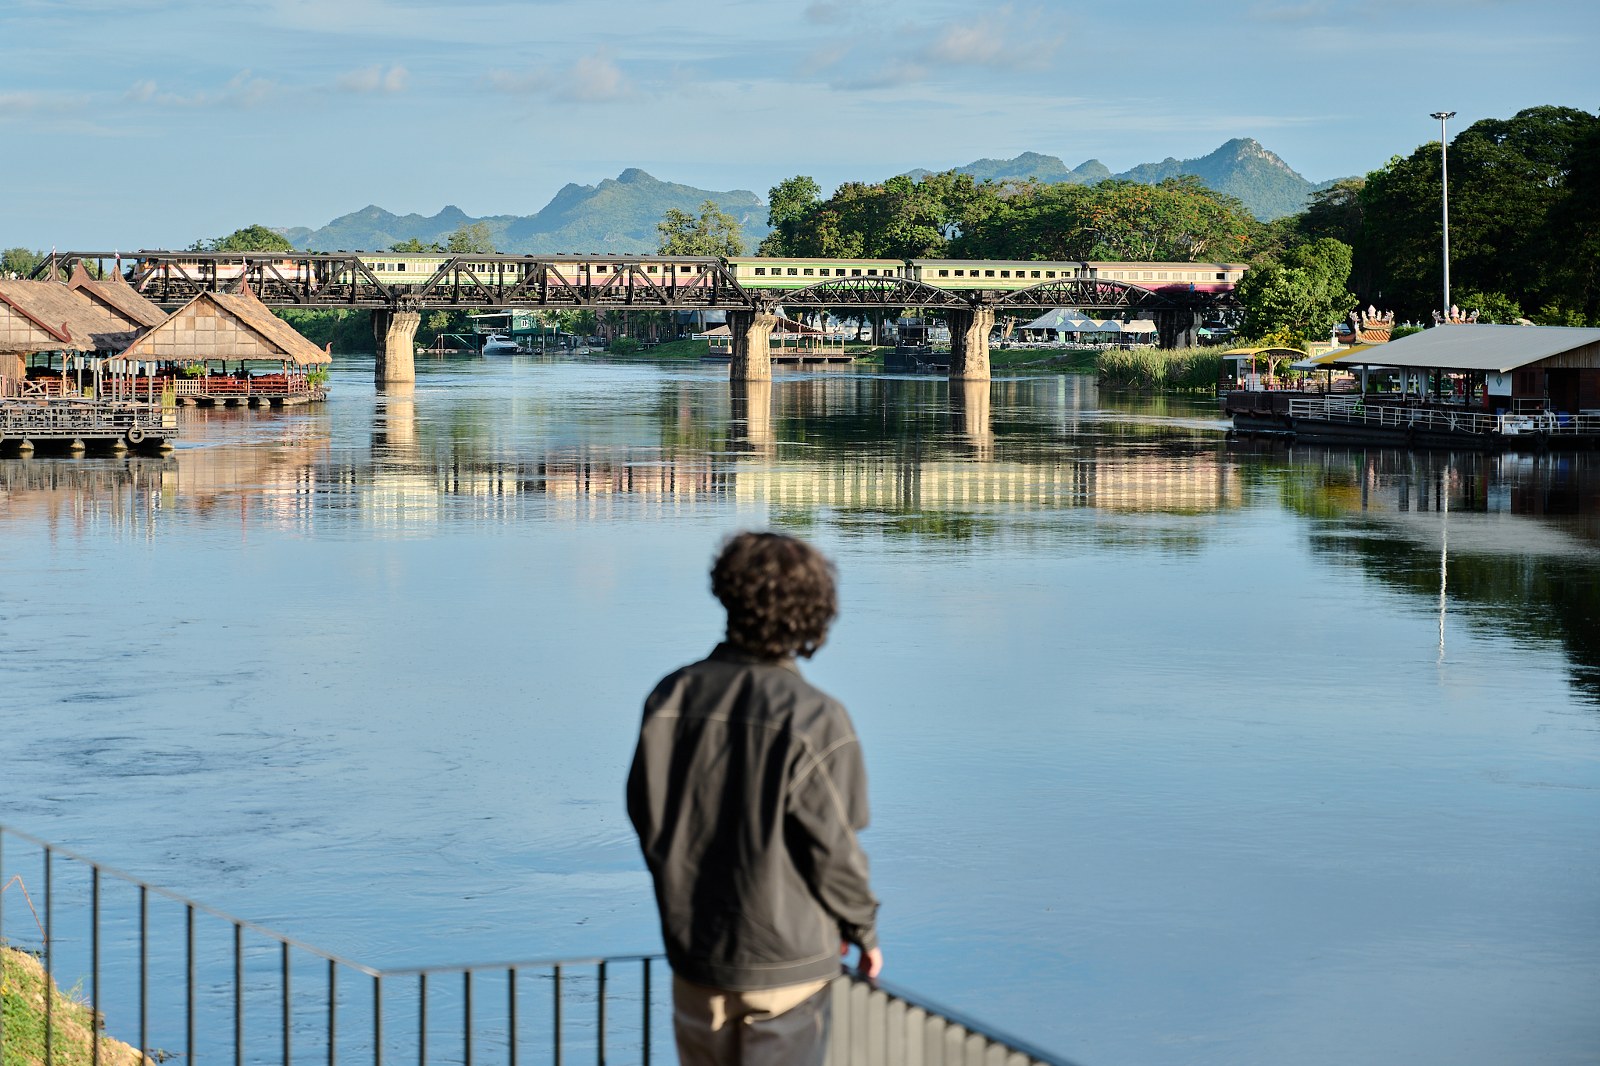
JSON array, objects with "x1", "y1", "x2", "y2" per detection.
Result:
[{"x1": 2, "y1": 946, "x2": 140, "y2": 1066}]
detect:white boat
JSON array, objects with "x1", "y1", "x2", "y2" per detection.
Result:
[{"x1": 482, "y1": 333, "x2": 522, "y2": 354}]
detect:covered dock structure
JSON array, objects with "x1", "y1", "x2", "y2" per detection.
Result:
[
  {"x1": 0, "y1": 279, "x2": 176, "y2": 453},
  {"x1": 117, "y1": 287, "x2": 331, "y2": 406},
  {"x1": 1227, "y1": 325, "x2": 1600, "y2": 450}
]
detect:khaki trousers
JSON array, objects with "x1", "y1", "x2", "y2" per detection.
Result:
[{"x1": 671, "y1": 975, "x2": 832, "y2": 1066}]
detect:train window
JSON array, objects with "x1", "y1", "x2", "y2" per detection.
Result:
[
  {"x1": 787, "y1": 268, "x2": 799, "y2": 275},
  {"x1": 1030, "y1": 271, "x2": 1041, "y2": 278},
  {"x1": 984, "y1": 270, "x2": 995, "y2": 278},
  {"x1": 697, "y1": 264, "x2": 707, "y2": 273},
  {"x1": 1216, "y1": 273, "x2": 1226, "y2": 281},
  {"x1": 835, "y1": 268, "x2": 845, "y2": 276},
  {"x1": 937, "y1": 270, "x2": 949, "y2": 277},
  {"x1": 1143, "y1": 272, "x2": 1153, "y2": 279},
  {"x1": 596, "y1": 265, "x2": 607, "y2": 273},
  {"x1": 1000, "y1": 270, "x2": 1010, "y2": 278},
  {"x1": 1157, "y1": 272, "x2": 1168, "y2": 280},
  {"x1": 851, "y1": 269, "x2": 861, "y2": 276},
  {"x1": 680, "y1": 265, "x2": 692, "y2": 273},
  {"x1": 867, "y1": 268, "x2": 877, "y2": 275},
  {"x1": 646, "y1": 265, "x2": 658, "y2": 273},
  {"x1": 1045, "y1": 271, "x2": 1056, "y2": 278},
  {"x1": 803, "y1": 268, "x2": 814, "y2": 276},
  {"x1": 754, "y1": 267, "x2": 767, "y2": 275}
]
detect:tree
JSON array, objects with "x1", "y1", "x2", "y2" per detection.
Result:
[
  {"x1": 2, "y1": 247, "x2": 44, "y2": 279},
  {"x1": 1235, "y1": 238, "x2": 1358, "y2": 345},
  {"x1": 759, "y1": 176, "x2": 822, "y2": 256},
  {"x1": 193, "y1": 225, "x2": 295, "y2": 252},
  {"x1": 446, "y1": 222, "x2": 496, "y2": 254},
  {"x1": 657, "y1": 200, "x2": 745, "y2": 256},
  {"x1": 1451, "y1": 288, "x2": 1523, "y2": 323},
  {"x1": 1358, "y1": 106, "x2": 1600, "y2": 320},
  {"x1": 391, "y1": 237, "x2": 444, "y2": 253}
]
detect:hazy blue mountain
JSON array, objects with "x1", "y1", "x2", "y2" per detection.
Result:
[
  {"x1": 280, "y1": 170, "x2": 767, "y2": 255},
  {"x1": 905, "y1": 140, "x2": 1340, "y2": 220}
]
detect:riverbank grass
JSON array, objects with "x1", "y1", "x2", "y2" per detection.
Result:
[
  {"x1": 1097, "y1": 348, "x2": 1222, "y2": 392},
  {"x1": 2, "y1": 945, "x2": 141, "y2": 1066}
]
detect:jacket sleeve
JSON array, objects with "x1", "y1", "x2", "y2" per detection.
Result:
[{"x1": 787, "y1": 732, "x2": 880, "y2": 951}]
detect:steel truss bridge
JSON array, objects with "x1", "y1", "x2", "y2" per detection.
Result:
[{"x1": 34, "y1": 251, "x2": 1235, "y2": 321}]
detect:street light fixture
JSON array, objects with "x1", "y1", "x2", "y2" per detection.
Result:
[{"x1": 1431, "y1": 111, "x2": 1456, "y2": 319}]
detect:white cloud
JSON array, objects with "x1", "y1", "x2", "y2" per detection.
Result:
[
  {"x1": 921, "y1": 6, "x2": 1063, "y2": 70},
  {"x1": 0, "y1": 89, "x2": 88, "y2": 116},
  {"x1": 338, "y1": 64, "x2": 409, "y2": 93},
  {"x1": 121, "y1": 71, "x2": 279, "y2": 108},
  {"x1": 564, "y1": 52, "x2": 629, "y2": 102},
  {"x1": 485, "y1": 50, "x2": 631, "y2": 103}
]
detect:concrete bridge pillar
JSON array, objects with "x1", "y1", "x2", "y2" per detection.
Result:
[
  {"x1": 948, "y1": 307, "x2": 994, "y2": 380},
  {"x1": 728, "y1": 310, "x2": 778, "y2": 382},
  {"x1": 373, "y1": 309, "x2": 419, "y2": 384},
  {"x1": 1154, "y1": 308, "x2": 1202, "y2": 350}
]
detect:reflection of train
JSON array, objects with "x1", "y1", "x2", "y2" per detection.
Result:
[{"x1": 131, "y1": 254, "x2": 1247, "y2": 296}]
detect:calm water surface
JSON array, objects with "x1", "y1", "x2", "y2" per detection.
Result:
[{"x1": 2, "y1": 355, "x2": 1598, "y2": 1065}]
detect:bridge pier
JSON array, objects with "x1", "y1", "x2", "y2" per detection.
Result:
[
  {"x1": 727, "y1": 310, "x2": 778, "y2": 382},
  {"x1": 1154, "y1": 308, "x2": 1202, "y2": 350},
  {"x1": 373, "y1": 309, "x2": 419, "y2": 385},
  {"x1": 948, "y1": 307, "x2": 994, "y2": 380}
]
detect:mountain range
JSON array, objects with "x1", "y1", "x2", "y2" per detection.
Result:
[
  {"x1": 275, "y1": 139, "x2": 1341, "y2": 255},
  {"x1": 907, "y1": 139, "x2": 1339, "y2": 220}
]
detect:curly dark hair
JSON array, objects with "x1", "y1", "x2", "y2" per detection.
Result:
[{"x1": 711, "y1": 532, "x2": 838, "y2": 660}]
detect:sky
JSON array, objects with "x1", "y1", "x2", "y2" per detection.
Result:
[{"x1": 1, "y1": 0, "x2": 1596, "y2": 250}]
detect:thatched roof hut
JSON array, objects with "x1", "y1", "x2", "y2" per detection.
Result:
[
  {"x1": 118, "y1": 287, "x2": 331, "y2": 366},
  {"x1": 0, "y1": 279, "x2": 144, "y2": 354},
  {"x1": 67, "y1": 263, "x2": 167, "y2": 330}
]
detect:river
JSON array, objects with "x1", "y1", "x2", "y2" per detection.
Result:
[{"x1": 2, "y1": 355, "x2": 1597, "y2": 1066}]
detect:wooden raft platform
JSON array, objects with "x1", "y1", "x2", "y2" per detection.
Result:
[{"x1": 0, "y1": 399, "x2": 177, "y2": 454}]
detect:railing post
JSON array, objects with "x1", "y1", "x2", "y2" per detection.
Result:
[
  {"x1": 417, "y1": 974, "x2": 427, "y2": 1066},
  {"x1": 45, "y1": 845, "x2": 53, "y2": 1066},
  {"x1": 552, "y1": 965, "x2": 562, "y2": 1066},
  {"x1": 373, "y1": 975, "x2": 383, "y2": 1066},
  {"x1": 236, "y1": 923, "x2": 245, "y2": 1066},
  {"x1": 187, "y1": 905, "x2": 195, "y2": 1066},
  {"x1": 284, "y1": 942, "x2": 293, "y2": 1066},
  {"x1": 506, "y1": 969, "x2": 516, "y2": 1066},
  {"x1": 328, "y1": 960, "x2": 338, "y2": 1066},
  {"x1": 92, "y1": 866, "x2": 101, "y2": 1066},
  {"x1": 462, "y1": 970, "x2": 472, "y2": 1066},
  {"x1": 641, "y1": 959, "x2": 650, "y2": 1066},
  {"x1": 596, "y1": 961, "x2": 606, "y2": 1066}
]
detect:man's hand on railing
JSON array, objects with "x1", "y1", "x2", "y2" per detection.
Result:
[{"x1": 841, "y1": 941, "x2": 884, "y2": 980}]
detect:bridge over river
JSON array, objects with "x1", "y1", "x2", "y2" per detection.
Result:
[{"x1": 33, "y1": 251, "x2": 1238, "y2": 384}]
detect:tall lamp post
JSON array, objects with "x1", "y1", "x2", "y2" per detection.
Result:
[{"x1": 1431, "y1": 110, "x2": 1456, "y2": 319}]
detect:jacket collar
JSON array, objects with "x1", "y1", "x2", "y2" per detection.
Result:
[{"x1": 710, "y1": 641, "x2": 802, "y2": 674}]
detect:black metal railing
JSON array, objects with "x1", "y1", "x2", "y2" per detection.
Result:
[{"x1": 0, "y1": 825, "x2": 1078, "y2": 1066}]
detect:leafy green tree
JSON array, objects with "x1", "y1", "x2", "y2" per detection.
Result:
[
  {"x1": 657, "y1": 200, "x2": 746, "y2": 256},
  {"x1": 446, "y1": 222, "x2": 496, "y2": 254},
  {"x1": 759, "y1": 176, "x2": 822, "y2": 255},
  {"x1": 2, "y1": 247, "x2": 44, "y2": 279},
  {"x1": 953, "y1": 177, "x2": 1254, "y2": 263},
  {"x1": 1359, "y1": 106, "x2": 1600, "y2": 320},
  {"x1": 1451, "y1": 288, "x2": 1523, "y2": 323},
  {"x1": 391, "y1": 237, "x2": 444, "y2": 253},
  {"x1": 1235, "y1": 238, "x2": 1358, "y2": 344},
  {"x1": 194, "y1": 225, "x2": 295, "y2": 252}
]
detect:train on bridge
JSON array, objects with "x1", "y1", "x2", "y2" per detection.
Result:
[{"x1": 121, "y1": 253, "x2": 1245, "y2": 300}]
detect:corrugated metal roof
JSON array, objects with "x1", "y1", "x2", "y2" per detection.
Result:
[{"x1": 1328, "y1": 324, "x2": 1600, "y2": 372}]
